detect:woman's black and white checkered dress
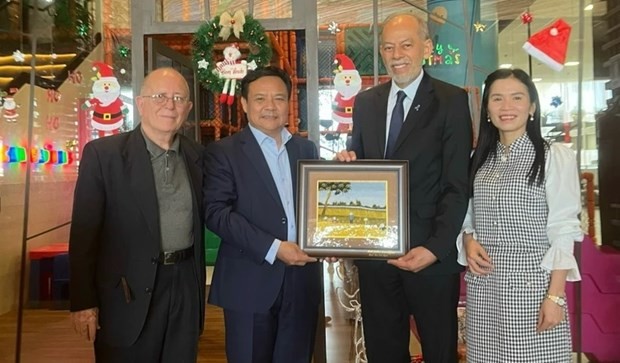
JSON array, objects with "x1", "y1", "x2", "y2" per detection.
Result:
[{"x1": 464, "y1": 135, "x2": 573, "y2": 363}]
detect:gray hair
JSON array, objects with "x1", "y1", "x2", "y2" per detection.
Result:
[{"x1": 380, "y1": 12, "x2": 430, "y2": 42}]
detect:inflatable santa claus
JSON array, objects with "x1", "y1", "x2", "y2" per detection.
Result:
[
  {"x1": 83, "y1": 62, "x2": 127, "y2": 138},
  {"x1": 332, "y1": 54, "x2": 362, "y2": 131}
]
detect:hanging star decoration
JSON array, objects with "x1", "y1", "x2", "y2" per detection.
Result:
[
  {"x1": 219, "y1": 10, "x2": 245, "y2": 40},
  {"x1": 328, "y1": 21, "x2": 341, "y2": 35},
  {"x1": 118, "y1": 45, "x2": 130, "y2": 58},
  {"x1": 12, "y1": 50, "x2": 25, "y2": 63},
  {"x1": 197, "y1": 59, "x2": 209, "y2": 69},
  {"x1": 550, "y1": 96, "x2": 563, "y2": 108},
  {"x1": 474, "y1": 21, "x2": 486, "y2": 32},
  {"x1": 520, "y1": 11, "x2": 533, "y2": 25}
]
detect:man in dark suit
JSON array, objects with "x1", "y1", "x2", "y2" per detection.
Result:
[
  {"x1": 69, "y1": 67, "x2": 206, "y2": 362},
  {"x1": 203, "y1": 66, "x2": 321, "y2": 363},
  {"x1": 337, "y1": 13, "x2": 472, "y2": 363}
]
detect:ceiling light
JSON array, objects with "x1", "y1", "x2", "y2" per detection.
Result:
[
  {"x1": 565, "y1": 61, "x2": 580, "y2": 66},
  {"x1": 584, "y1": 4, "x2": 594, "y2": 11},
  {"x1": 532, "y1": 78, "x2": 542, "y2": 82},
  {"x1": 499, "y1": 63, "x2": 512, "y2": 69}
]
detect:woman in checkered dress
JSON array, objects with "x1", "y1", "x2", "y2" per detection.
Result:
[{"x1": 457, "y1": 68, "x2": 583, "y2": 363}]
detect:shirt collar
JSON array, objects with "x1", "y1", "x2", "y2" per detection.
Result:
[
  {"x1": 141, "y1": 126, "x2": 180, "y2": 158},
  {"x1": 248, "y1": 124, "x2": 292, "y2": 147},
  {"x1": 389, "y1": 69, "x2": 424, "y2": 101}
]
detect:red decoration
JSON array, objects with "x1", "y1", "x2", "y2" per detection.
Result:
[
  {"x1": 521, "y1": 11, "x2": 533, "y2": 24},
  {"x1": 46, "y1": 115, "x2": 60, "y2": 131},
  {"x1": 46, "y1": 89, "x2": 61, "y2": 103},
  {"x1": 68, "y1": 70, "x2": 83, "y2": 84}
]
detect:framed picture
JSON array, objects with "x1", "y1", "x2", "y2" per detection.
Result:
[{"x1": 297, "y1": 160, "x2": 409, "y2": 258}]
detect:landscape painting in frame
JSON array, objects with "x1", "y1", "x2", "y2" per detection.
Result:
[{"x1": 297, "y1": 160, "x2": 409, "y2": 258}]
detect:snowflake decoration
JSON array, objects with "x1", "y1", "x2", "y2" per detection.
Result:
[
  {"x1": 12, "y1": 50, "x2": 25, "y2": 63},
  {"x1": 474, "y1": 22, "x2": 486, "y2": 32},
  {"x1": 328, "y1": 21, "x2": 341, "y2": 35}
]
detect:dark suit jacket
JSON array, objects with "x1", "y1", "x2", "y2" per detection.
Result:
[
  {"x1": 350, "y1": 72, "x2": 472, "y2": 274},
  {"x1": 203, "y1": 127, "x2": 321, "y2": 313},
  {"x1": 69, "y1": 128, "x2": 206, "y2": 346}
]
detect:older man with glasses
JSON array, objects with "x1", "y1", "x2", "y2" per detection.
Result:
[{"x1": 69, "y1": 67, "x2": 206, "y2": 362}]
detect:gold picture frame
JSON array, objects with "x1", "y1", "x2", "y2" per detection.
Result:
[{"x1": 297, "y1": 160, "x2": 409, "y2": 258}]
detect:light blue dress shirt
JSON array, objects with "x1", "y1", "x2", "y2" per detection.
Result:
[
  {"x1": 248, "y1": 124, "x2": 296, "y2": 265},
  {"x1": 384, "y1": 70, "x2": 425, "y2": 155}
]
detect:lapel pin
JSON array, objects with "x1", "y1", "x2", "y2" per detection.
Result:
[{"x1": 414, "y1": 104, "x2": 421, "y2": 111}]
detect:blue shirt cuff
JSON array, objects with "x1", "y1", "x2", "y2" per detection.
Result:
[{"x1": 265, "y1": 239, "x2": 281, "y2": 264}]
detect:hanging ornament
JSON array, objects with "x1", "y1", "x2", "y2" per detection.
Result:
[
  {"x1": 117, "y1": 45, "x2": 130, "y2": 58},
  {"x1": 66, "y1": 139, "x2": 79, "y2": 150},
  {"x1": 12, "y1": 50, "x2": 25, "y2": 63},
  {"x1": 328, "y1": 21, "x2": 341, "y2": 35},
  {"x1": 474, "y1": 22, "x2": 486, "y2": 32},
  {"x1": 46, "y1": 115, "x2": 60, "y2": 131},
  {"x1": 51, "y1": 53, "x2": 58, "y2": 60},
  {"x1": 120, "y1": 68, "x2": 126, "y2": 75},
  {"x1": 77, "y1": 23, "x2": 89, "y2": 37},
  {"x1": 197, "y1": 59, "x2": 209, "y2": 69},
  {"x1": 550, "y1": 96, "x2": 563, "y2": 108},
  {"x1": 520, "y1": 11, "x2": 533, "y2": 24}
]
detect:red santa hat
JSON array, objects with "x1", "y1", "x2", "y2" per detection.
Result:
[
  {"x1": 92, "y1": 62, "x2": 116, "y2": 81},
  {"x1": 334, "y1": 54, "x2": 357, "y2": 75},
  {"x1": 522, "y1": 19, "x2": 572, "y2": 72}
]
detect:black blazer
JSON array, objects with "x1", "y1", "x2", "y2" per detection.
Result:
[
  {"x1": 69, "y1": 128, "x2": 206, "y2": 346},
  {"x1": 350, "y1": 72, "x2": 472, "y2": 274},
  {"x1": 203, "y1": 127, "x2": 321, "y2": 313}
]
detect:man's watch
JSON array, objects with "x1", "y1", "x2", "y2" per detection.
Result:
[{"x1": 546, "y1": 294, "x2": 567, "y2": 307}]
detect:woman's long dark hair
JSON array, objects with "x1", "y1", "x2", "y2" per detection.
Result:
[{"x1": 470, "y1": 68, "x2": 548, "y2": 195}]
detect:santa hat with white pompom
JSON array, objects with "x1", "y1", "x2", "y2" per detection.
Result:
[{"x1": 522, "y1": 19, "x2": 572, "y2": 72}]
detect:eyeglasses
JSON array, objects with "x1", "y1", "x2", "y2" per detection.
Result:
[{"x1": 142, "y1": 94, "x2": 190, "y2": 106}]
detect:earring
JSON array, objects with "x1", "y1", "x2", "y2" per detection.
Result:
[
  {"x1": 529, "y1": 114, "x2": 534, "y2": 122},
  {"x1": 487, "y1": 116, "x2": 491, "y2": 123}
]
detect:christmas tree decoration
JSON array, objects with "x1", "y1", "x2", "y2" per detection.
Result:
[
  {"x1": 3, "y1": 96, "x2": 19, "y2": 122},
  {"x1": 520, "y1": 11, "x2": 533, "y2": 24},
  {"x1": 522, "y1": 19, "x2": 572, "y2": 71},
  {"x1": 117, "y1": 45, "x2": 130, "y2": 58},
  {"x1": 193, "y1": 10, "x2": 271, "y2": 96},
  {"x1": 550, "y1": 96, "x2": 563, "y2": 108},
  {"x1": 474, "y1": 21, "x2": 486, "y2": 32},
  {"x1": 218, "y1": 10, "x2": 245, "y2": 40},
  {"x1": 328, "y1": 21, "x2": 341, "y2": 35},
  {"x1": 12, "y1": 50, "x2": 25, "y2": 63}
]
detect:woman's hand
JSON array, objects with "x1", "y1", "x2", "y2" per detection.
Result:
[
  {"x1": 463, "y1": 233, "x2": 493, "y2": 275},
  {"x1": 536, "y1": 297, "x2": 564, "y2": 333}
]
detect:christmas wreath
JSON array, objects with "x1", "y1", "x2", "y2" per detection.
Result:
[{"x1": 192, "y1": 10, "x2": 272, "y2": 96}]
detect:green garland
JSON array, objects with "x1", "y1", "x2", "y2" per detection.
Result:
[{"x1": 192, "y1": 14, "x2": 272, "y2": 94}]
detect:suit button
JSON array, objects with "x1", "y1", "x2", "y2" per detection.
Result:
[
  {"x1": 151, "y1": 257, "x2": 158, "y2": 264},
  {"x1": 281, "y1": 217, "x2": 286, "y2": 224},
  {"x1": 145, "y1": 287, "x2": 152, "y2": 294}
]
